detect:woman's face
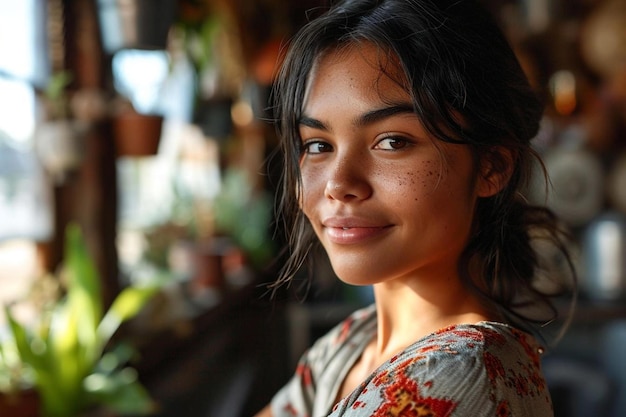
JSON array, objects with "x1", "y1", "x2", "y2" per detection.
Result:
[{"x1": 298, "y1": 44, "x2": 495, "y2": 286}]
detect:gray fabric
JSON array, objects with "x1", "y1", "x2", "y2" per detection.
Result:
[{"x1": 272, "y1": 304, "x2": 553, "y2": 417}]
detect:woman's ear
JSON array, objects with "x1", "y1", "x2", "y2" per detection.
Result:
[{"x1": 476, "y1": 147, "x2": 515, "y2": 197}]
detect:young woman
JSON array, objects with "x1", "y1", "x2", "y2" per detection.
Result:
[{"x1": 257, "y1": 0, "x2": 575, "y2": 415}]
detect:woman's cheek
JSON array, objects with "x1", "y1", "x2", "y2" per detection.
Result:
[{"x1": 299, "y1": 166, "x2": 324, "y2": 214}]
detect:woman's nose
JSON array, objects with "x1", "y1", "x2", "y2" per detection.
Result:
[{"x1": 324, "y1": 157, "x2": 372, "y2": 202}]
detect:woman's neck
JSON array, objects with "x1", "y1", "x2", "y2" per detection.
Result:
[{"x1": 371, "y1": 274, "x2": 492, "y2": 358}]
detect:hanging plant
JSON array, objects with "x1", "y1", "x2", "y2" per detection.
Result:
[
  {"x1": 34, "y1": 71, "x2": 87, "y2": 183},
  {"x1": 178, "y1": 15, "x2": 221, "y2": 79},
  {"x1": 41, "y1": 71, "x2": 73, "y2": 120}
]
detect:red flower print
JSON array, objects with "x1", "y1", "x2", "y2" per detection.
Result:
[
  {"x1": 528, "y1": 368, "x2": 546, "y2": 392},
  {"x1": 481, "y1": 328, "x2": 507, "y2": 347},
  {"x1": 417, "y1": 344, "x2": 442, "y2": 355},
  {"x1": 353, "y1": 401, "x2": 366, "y2": 410},
  {"x1": 509, "y1": 373, "x2": 530, "y2": 396},
  {"x1": 511, "y1": 329, "x2": 541, "y2": 367},
  {"x1": 451, "y1": 329, "x2": 483, "y2": 341},
  {"x1": 483, "y1": 351, "x2": 506, "y2": 383},
  {"x1": 372, "y1": 373, "x2": 456, "y2": 417},
  {"x1": 495, "y1": 400, "x2": 511, "y2": 417},
  {"x1": 373, "y1": 370, "x2": 391, "y2": 387},
  {"x1": 296, "y1": 363, "x2": 312, "y2": 386},
  {"x1": 396, "y1": 358, "x2": 422, "y2": 375},
  {"x1": 283, "y1": 402, "x2": 298, "y2": 416},
  {"x1": 436, "y1": 325, "x2": 457, "y2": 335},
  {"x1": 336, "y1": 317, "x2": 354, "y2": 345}
]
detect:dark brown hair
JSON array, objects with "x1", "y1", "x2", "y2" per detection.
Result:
[{"x1": 270, "y1": 0, "x2": 576, "y2": 339}]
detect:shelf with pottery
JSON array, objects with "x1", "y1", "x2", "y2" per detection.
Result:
[{"x1": 116, "y1": 266, "x2": 288, "y2": 417}]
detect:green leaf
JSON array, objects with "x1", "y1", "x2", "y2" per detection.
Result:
[
  {"x1": 3, "y1": 307, "x2": 44, "y2": 370},
  {"x1": 45, "y1": 302, "x2": 92, "y2": 398},
  {"x1": 65, "y1": 223, "x2": 103, "y2": 328},
  {"x1": 97, "y1": 286, "x2": 158, "y2": 353},
  {"x1": 84, "y1": 368, "x2": 156, "y2": 415},
  {"x1": 45, "y1": 71, "x2": 72, "y2": 101}
]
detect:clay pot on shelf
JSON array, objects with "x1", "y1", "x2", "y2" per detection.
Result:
[
  {"x1": 112, "y1": 110, "x2": 163, "y2": 157},
  {"x1": 192, "y1": 246, "x2": 225, "y2": 291},
  {"x1": 168, "y1": 238, "x2": 226, "y2": 292},
  {"x1": 0, "y1": 389, "x2": 40, "y2": 417}
]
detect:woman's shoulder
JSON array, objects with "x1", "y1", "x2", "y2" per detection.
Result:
[
  {"x1": 332, "y1": 322, "x2": 552, "y2": 416},
  {"x1": 393, "y1": 321, "x2": 546, "y2": 385},
  {"x1": 416, "y1": 321, "x2": 545, "y2": 360},
  {"x1": 347, "y1": 322, "x2": 552, "y2": 416}
]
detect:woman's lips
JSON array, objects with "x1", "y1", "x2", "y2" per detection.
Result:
[{"x1": 323, "y1": 225, "x2": 391, "y2": 245}]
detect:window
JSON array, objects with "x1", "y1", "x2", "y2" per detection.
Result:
[{"x1": 0, "y1": 0, "x2": 51, "y2": 309}]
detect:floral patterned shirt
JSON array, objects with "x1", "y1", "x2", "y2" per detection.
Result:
[{"x1": 271, "y1": 304, "x2": 553, "y2": 417}]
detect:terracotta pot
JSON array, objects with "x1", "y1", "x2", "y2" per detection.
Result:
[
  {"x1": 113, "y1": 112, "x2": 163, "y2": 157},
  {"x1": 192, "y1": 242, "x2": 225, "y2": 290},
  {"x1": 0, "y1": 389, "x2": 40, "y2": 417},
  {"x1": 168, "y1": 239, "x2": 226, "y2": 290}
]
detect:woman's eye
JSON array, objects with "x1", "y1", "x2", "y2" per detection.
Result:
[
  {"x1": 302, "y1": 141, "x2": 332, "y2": 154},
  {"x1": 375, "y1": 136, "x2": 410, "y2": 150}
]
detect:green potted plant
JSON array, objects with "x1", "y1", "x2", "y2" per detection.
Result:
[
  {"x1": 0, "y1": 224, "x2": 159, "y2": 417},
  {"x1": 173, "y1": 1, "x2": 240, "y2": 139},
  {"x1": 0, "y1": 338, "x2": 38, "y2": 417},
  {"x1": 212, "y1": 168, "x2": 275, "y2": 268}
]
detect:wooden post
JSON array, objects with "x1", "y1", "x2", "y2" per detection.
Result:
[{"x1": 52, "y1": 0, "x2": 120, "y2": 308}]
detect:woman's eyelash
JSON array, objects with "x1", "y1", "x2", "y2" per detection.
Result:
[
  {"x1": 298, "y1": 135, "x2": 414, "y2": 154},
  {"x1": 376, "y1": 135, "x2": 412, "y2": 150},
  {"x1": 301, "y1": 140, "x2": 332, "y2": 154}
]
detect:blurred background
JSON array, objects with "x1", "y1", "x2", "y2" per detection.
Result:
[{"x1": 0, "y1": 0, "x2": 625, "y2": 416}]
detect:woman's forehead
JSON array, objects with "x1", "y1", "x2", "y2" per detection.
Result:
[{"x1": 304, "y1": 42, "x2": 411, "y2": 102}]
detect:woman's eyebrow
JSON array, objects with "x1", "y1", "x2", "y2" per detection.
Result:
[
  {"x1": 298, "y1": 116, "x2": 328, "y2": 131},
  {"x1": 356, "y1": 103, "x2": 415, "y2": 126},
  {"x1": 298, "y1": 102, "x2": 416, "y2": 131}
]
